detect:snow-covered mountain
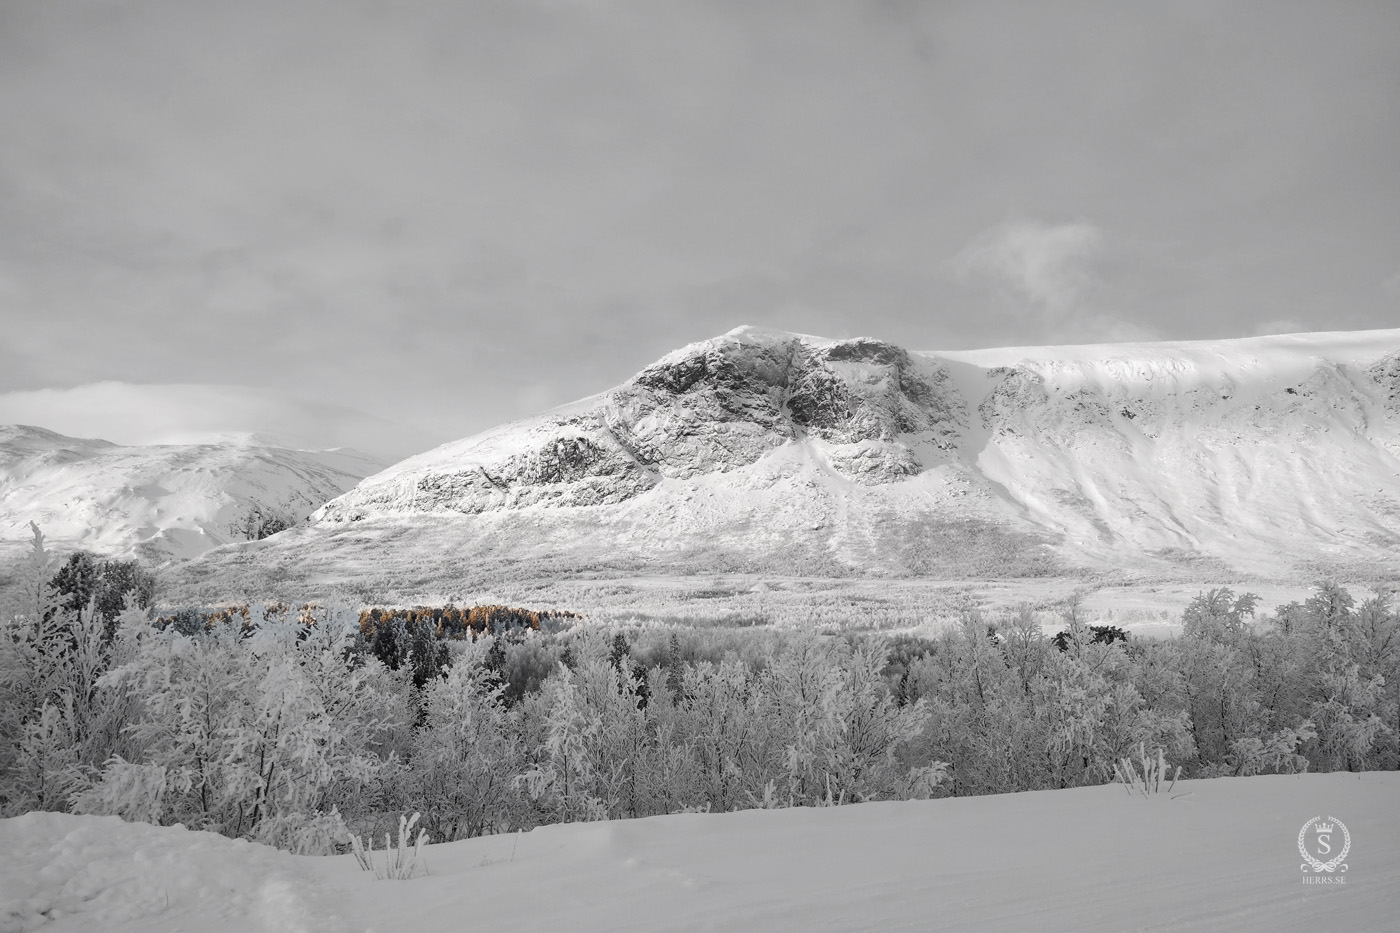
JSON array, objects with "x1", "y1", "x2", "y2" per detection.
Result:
[
  {"x1": 175, "y1": 326, "x2": 1400, "y2": 594},
  {"x1": 0, "y1": 426, "x2": 381, "y2": 562}
]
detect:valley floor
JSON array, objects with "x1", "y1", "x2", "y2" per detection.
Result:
[
  {"x1": 369, "y1": 573, "x2": 1348, "y2": 639},
  {"x1": 4, "y1": 772, "x2": 1396, "y2": 932}
]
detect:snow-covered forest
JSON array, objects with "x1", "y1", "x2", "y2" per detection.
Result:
[{"x1": 2, "y1": 528, "x2": 1395, "y2": 859}]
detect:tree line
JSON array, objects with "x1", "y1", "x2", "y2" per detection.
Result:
[{"x1": 0, "y1": 528, "x2": 1395, "y2": 855}]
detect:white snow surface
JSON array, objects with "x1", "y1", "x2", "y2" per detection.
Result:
[
  {"x1": 0, "y1": 812, "x2": 346, "y2": 933},
  {"x1": 3, "y1": 772, "x2": 1396, "y2": 932},
  {"x1": 0, "y1": 426, "x2": 381, "y2": 562}
]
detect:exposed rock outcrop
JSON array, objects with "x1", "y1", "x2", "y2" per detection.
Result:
[{"x1": 319, "y1": 329, "x2": 971, "y2": 520}]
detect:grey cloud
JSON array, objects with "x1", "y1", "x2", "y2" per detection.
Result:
[
  {"x1": 2, "y1": 1, "x2": 1398, "y2": 448},
  {"x1": 953, "y1": 220, "x2": 1105, "y2": 316}
]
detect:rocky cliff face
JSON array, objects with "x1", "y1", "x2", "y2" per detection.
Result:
[
  {"x1": 318, "y1": 329, "x2": 969, "y2": 521},
  {"x1": 614, "y1": 332, "x2": 965, "y2": 485},
  {"x1": 224, "y1": 325, "x2": 1400, "y2": 587},
  {"x1": 1370, "y1": 351, "x2": 1400, "y2": 418}
]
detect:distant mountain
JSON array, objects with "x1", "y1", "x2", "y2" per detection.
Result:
[
  {"x1": 0, "y1": 426, "x2": 381, "y2": 562},
  {"x1": 172, "y1": 326, "x2": 1400, "y2": 597},
  {"x1": 0, "y1": 382, "x2": 442, "y2": 463}
]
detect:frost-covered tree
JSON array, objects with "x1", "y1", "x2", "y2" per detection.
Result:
[
  {"x1": 75, "y1": 607, "x2": 405, "y2": 854},
  {"x1": 672, "y1": 657, "x2": 763, "y2": 812},
  {"x1": 0, "y1": 523, "x2": 60, "y2": 627},
  {"x1": 49, "y1": 551, "x2": 156, "y2": 632},
  {"x1": 1181, "y1": 588, "x2": 1259, "y2": 643},
  {"x1": 519, "y1": 632, "x2": 648, "y2": 822},
  {"x1": 749, "y1": 637, "x2": 939, "y2": 806},
  {"x1": 0, "y1": 528, "x2": 146, "y2": 815},
  {"x1": 1308, "y1": 665, "x2": 1390, "y2": 772},
  {"x1": 404, "y1": 640, "x2": 527, "y2": 840}
]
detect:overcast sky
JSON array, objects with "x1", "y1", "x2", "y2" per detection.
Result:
[{"x1": 2, "y1": 1, "x2": 1398, "y2": 458}]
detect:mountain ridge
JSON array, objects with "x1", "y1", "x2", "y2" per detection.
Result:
[
  {"x1": 0, "y1": 427, "x2": 382, "y2": 562},
  {"x1": 168, "y1": 326, "x2": 1400, "y2": 599}
]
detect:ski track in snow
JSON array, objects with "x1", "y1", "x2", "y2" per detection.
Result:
[{"x1": 2, "y1": 773, "x2": 1396, "y2": 932}]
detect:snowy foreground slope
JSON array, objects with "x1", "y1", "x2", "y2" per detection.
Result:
[
  {"x1": 4, "y1": 772, "x2": 1397, "y2": 933},
  {"x1": 0, "y1": 426, "x2": 380, "y2": 562},
  {"x1": 174, "y1": 326, "x2": 1400, "y2": 599}
]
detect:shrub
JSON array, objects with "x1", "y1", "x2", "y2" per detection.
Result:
[
  {"x1": 228, "y1": 505, "x2": 295, "y2": 541},
  {"x1": 1112, "y1": 743, "x2": 1180, "y2": 797},
  {"x1": 350, "y1": 812, "x2": 430, "y2": 880}
]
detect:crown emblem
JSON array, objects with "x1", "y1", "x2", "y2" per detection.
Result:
[{"x1": 1299, "y1": 816, "x2": 1350, "y2": 874}]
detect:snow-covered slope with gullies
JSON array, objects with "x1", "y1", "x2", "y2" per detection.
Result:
[
  {"x1": 270, "y1": 326, "x2": 1400, "y2": 583},
  {"x1": 0, "y1": 426, "x2": 381, "y2": 561},
  {"x1": 943, "y1": 329, "x2": 1400, "y2": 575}
]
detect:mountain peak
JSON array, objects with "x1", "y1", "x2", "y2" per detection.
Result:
[
  {"x1": 301, "y1": 327, "x2": 1400, "y2": 583},
  {"x1": 0, "y1": 429, "x2": 381, "y2": 562},
  {"x1": 0, "y1": 423, "x2": 113, "y2": 447},
  {"x1": 719, "y1": 324, "x2": 833, "y2": 344}
]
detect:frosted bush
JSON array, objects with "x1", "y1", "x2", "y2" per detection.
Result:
[
  {"x1": 1113, "y1": 744, "x2": 1180, "y2": 797},
  {"x1": 350, "y1": 811, "x2": 429, "y2": 880}
]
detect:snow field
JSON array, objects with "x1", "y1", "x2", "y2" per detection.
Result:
[
  {"x1": 4, "y1": 772, "x2": 1396, "y2": 932},
  {"x1": 0, "y1": 812, "x2": 345, "y2": 933}
]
